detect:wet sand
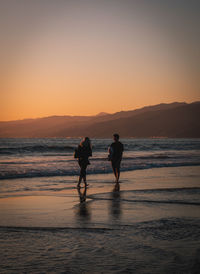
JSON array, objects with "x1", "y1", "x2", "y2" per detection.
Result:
[
  {"x1": 0, "y1": 166, "x2": 200, "y2": 227},
  {"x1": 0, "y1": 166, "x2": 200, "y2": 273}
]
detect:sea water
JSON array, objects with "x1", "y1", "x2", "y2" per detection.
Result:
[
  {"x1": 0, "y1": 138, "x2": 200, "y2": 273},
  {"x1": 0, "y1": 138, "x2": 200, "y2": 180}
]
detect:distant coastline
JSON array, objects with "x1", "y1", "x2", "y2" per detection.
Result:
[{"x1": 0, "y1": 102, "x2": 199, "y2": 138}]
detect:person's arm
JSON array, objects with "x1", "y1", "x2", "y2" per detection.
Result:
[
  {"x1": 121, "y1": 143, "x2": 124, "y2": 157},
  {"x1": 89, "y1": 147, "x2": 92, "y2": 157},
  {"x1": 78, "y1": 145, "x2": 83, "y2": 158}
]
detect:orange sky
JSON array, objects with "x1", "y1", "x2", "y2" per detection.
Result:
[{"x1": 0, "y1": 0, "x2": 199, "y2": 121}]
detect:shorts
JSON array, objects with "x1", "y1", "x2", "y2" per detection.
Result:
[
  {"x1": 111, "y1": 159, "x2": 121, "y2": 169},
  {"x1": 78, "y1": 158, "x2": 90, "y2": 168}
]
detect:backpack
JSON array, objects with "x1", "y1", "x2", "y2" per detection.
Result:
[{"x1": 74, "y1": 148, "x2": 80, "y2": 158}]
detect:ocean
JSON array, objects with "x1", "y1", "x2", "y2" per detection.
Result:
[
  {"x1": 0, "y1": 138, "x2": 200, "y2": 273},
  {"x1": 0, "y1": 138, "x2": 200, "y2": 180}
]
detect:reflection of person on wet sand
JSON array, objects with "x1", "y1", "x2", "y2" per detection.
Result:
[
  {"x1": 110, "y1": 182, "x2": 121, "y2": 219},
  {"x1": 77, "y1": 187, "x2": 90, "y2": 219}
]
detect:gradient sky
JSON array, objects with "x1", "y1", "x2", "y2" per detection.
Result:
[{"x1": 0, "y1": 0, "x2": 200, "y2": 120}]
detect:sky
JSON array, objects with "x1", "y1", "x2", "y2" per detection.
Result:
[{"x1": 0, "y1": 0, "x2": 200, "y2": 121}]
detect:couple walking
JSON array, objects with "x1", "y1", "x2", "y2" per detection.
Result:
[{"x1": 74, "y1": 134, "x2": 124, "y2": 188}]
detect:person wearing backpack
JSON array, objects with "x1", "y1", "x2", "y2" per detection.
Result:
[{"x1": 74, "y1": 137, "x2": 92, "y2": 188}]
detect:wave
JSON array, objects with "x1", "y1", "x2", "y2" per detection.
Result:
[
  {"x1": 125, "y1": 143, "x2": 200, "y2": 151},
  {"x1": 1, "y1": 152, "x2": 199, "y2": 165},
  {"x1": 0, "y1": 226, "x2": 114, "y2": 232},
  {"x1": 89, "y1": 197, "x2": 200, "y2": 206},
  {"x1": 0, "y1": 161, "x2": 199, "y2": 180},
  {"x1": 1, "y1": 138, "x2": 200, "y2": 156},
  {"x1": 89, "y1": 187, "x2": 200, "y2": 196},
  {"x1": 0, "y1": 145, "x2": 75, "y2": 155},
  {"x1": 0, "y1": 156, "x2": 171, "y2": 165},
  {"x1": 88, "y1": 187, "x2": 200, "y2": 206},
  {"x1": 0, "y1": 217, "x2": 199, "y2": 232}
]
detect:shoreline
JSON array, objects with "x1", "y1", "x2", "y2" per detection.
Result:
[
  {"x1": 0, "y1": 165, "x2": 199, "y2": 228},
  {"x1": 1, "y1": 165, "x2": 200, "y2": 273},
  {"x1": 1, "y1": 162, "x2": 200, "y2": 181}
]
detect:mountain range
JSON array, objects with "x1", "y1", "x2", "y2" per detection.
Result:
[{"x1": 0, "y1": 102, "x2": 199, "y2": 138}]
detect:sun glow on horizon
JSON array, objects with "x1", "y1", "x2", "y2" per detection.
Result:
[{"x1": 0, "y1": 0, "x2": 199, "y2": 121}]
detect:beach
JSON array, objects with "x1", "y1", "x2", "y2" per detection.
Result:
[
  {"x1": 0, "y1": 165, "x2": 200, "y2": 273},
  {"x1": 1, "y1": 0, "x2": 200, "y2": 272}
]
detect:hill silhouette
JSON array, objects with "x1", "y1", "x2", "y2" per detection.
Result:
[{"x1": 0, "y1": 102, "x2": 199, "y2": 137}]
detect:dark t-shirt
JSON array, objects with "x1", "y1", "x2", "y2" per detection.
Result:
[
  {"x1": 77, "y1": 145, "x2": 92, "y2": 167},
  {"x1": 110, "y1": 141, "x2": 124, "y2": 161},
  {"x1": 77, "y1": 145, "x2": 92, "y2": 158}
]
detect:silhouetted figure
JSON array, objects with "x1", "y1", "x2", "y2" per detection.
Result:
[
  {"x1": 74, "y1": 137, "x2": 92, "y2": 188},
  {"x1": 108, "y1": 133, "x2": 124, "y2": 183},
  {"x1": 110, "y1": 182, "x2": 121, "y2": 219}
]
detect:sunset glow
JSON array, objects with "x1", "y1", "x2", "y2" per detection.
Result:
[{"x1": 0, "y1": 0, "x2": 199, "y2": 121}]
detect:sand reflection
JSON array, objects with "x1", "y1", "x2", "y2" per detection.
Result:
[
  {"x1": 110, "y1": 182, "x2": 121, "y2": 219},
  {"x1": 76, "y1": 187, "x2": 91, "y2": 221}
]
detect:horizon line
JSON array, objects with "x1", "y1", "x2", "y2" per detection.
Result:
[{"x1": 1, "y1": 100, "x2": 199, "y2": 122}]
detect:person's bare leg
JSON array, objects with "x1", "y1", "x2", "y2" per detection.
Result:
[
  {"x1": 116, "y1": 172, "x2": 119, "y2": 183},
  {"x1": 77, "y1": 175, "x2": 82, "y2": 188},
  {"x1": 84, "y1": 177, "x2": 89, "y2": 187},
  {"x1": 112, "y1": 166, "x2": 117, "y2": 181},
  {"x1": 116, "y1": 168, "x2": 120, "y2": 182},
  {"x1": 83, "y1": 168, "x2": 89, "y2": 187},
  {"x1": 114, "y1": 168, "x2": 119, "y2": 182}
]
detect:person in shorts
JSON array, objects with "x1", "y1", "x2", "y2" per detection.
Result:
[{"x1": 108, "y1": 134, "x2": 124, "y2": 183}]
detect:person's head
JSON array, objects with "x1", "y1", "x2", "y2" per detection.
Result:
[
  {"x1": 80, "y1": 137, "x2": 91, "y2": 148},
  {"x1": 113, "y1": 133, "x2": 119, "y2": 142}
]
